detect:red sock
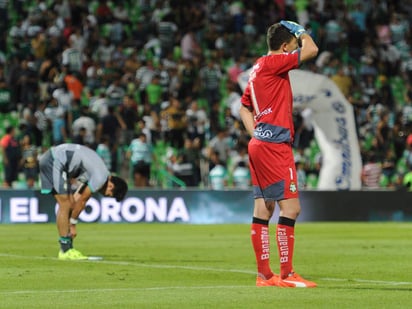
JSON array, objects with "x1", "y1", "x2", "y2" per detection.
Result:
[
  {"x1": 251, "y1": 219, "x2": 273, "y2": 280},
  {"x1": 276, "y1": 217, "x2": 296, "y2": 279}
]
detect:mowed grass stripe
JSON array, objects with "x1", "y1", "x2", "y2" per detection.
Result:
[
  {"x1": 0, "y1": 285, "x2": 253, "y2": 296},
  {"x1": 0, "y1": 252, "x2": 255, "y2": 274},
  {"x1": 1, "y1": 223, "x2": 412, "y2": 309},
  {"x1": 1, "y1": 251, "x2": 411, "y2": 287}
]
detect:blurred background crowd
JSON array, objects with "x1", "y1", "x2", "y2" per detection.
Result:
[{"x1": 0, "y1": 0, "x2": 412, "y2": 191}]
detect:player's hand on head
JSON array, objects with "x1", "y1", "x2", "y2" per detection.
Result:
[{"x1": 280, "y1": 20, "x2": 306, "y2": 38}]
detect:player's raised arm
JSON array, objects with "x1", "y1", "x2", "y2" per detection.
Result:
[
  {"x1": 280, "y1": 20, "x2": 318, "y2": 63},
  {"x1": 299, "y1": 32, "x2": 318, "y2": 62}
]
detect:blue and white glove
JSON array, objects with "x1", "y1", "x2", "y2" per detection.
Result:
[{"x1": 280, "y1": 20, "x2": 307, "y2": 38}]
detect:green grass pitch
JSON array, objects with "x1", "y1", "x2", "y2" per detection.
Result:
[{"x1": 1, "y1": 223, "x2": 411, "y2": 308}]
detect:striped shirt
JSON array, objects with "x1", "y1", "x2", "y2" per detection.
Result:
[{"x1": 361, "y1": 162, "x2": 382, "y2": 189}]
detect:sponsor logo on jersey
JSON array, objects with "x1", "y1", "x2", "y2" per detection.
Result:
[{"x1": 289, "y1": 181, "x2": 297, "y2": 193}]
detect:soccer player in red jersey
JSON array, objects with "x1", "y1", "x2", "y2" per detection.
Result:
[{"x1": 239, "y1": 21, "x2": 319, "y2": 288}]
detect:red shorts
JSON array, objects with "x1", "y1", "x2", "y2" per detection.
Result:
[{"x1": 248, "y1": 138, "x2": 299, "y2": 201}]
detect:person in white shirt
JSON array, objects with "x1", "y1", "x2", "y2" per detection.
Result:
[{"x1": 186, "y1": 100, "x2": 208, "y2": 147}]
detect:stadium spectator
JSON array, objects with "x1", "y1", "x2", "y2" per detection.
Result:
[
  {"x1": 375, "y1": 110, "x2": 393, "y2": 156},
  {"x1": 381, "y1": 148, "x2": 397, "y2": 181},
  {"x1": 112, "y1": 3, "x2": 130, "y2": 25},
  {"x1": 141, "y1": 101, "x2": 161, "y2": 145},
  {"x1": 89, "y1": 91, "x2": 109, "y2": 119},
  {"x1": 157, "y1": 13, "x2": 178, "y2": 58},
  {"x1": 68, "y1": 27, "x2": 86, "y2": 55},
  {"x1": 330, "y1": 64, "x2": 353, "y2": 98},
  {"x1": 96, "y1": 105, "x2": 124, "y2": 173},
  {"x1": 20, "y1": 133, "x2": 38, "y2": 188},
  {"x1": 45, "y1": 98, "x2": 67, "y2": 145},
  {"x1": 135, "y1": 58, "x2": 156, "y2": 105},
  {"x1": 52, "y1": 80, "x2": 74, "y2": 111},
  {"x1": 105, "y1": 79, "x2": 125, "y2": 107},
  {"x1": 243, "y1": 14, "x2": 258, "y2": 46},
  {"x1": 405, "y1": 134, "x2": 412, "y2": 169},
  {"x1": 346, "y1": 22, "x2": 365, "y2": 59},
  {"x1": 361, "y1": 152, "x2": 383, "y2": 189},
  {"x1": 127, "y1": 132, "x2": 152, "y2": 187},
  {"x1": 0, "y1": 0, "x2": 8, "y2": 35},
  {"x1": 232, "y1": 160, "x2": 251, "y2": 189},
  {"x1": 177, "y1": 137, "x2": 202, "y2": 187},
  {"x1": 0, "y1": 77, "x2": 11, "y2": 113},
  {"x1": 64, "y1": 71, "x2": 83, "y2": 104},
  {"x1": 160, "y1": 96, "x2": 187, "y2": 149},
  {"x1": 85, "y1": 60, "x2": 103, "y2": 91},
  {"x1": 185, "y1": 100, "x2": 208, "y2": 148},
  {"x1": 146, "y1": 73, "x2": 163, "y2": 115},
  {"x1": 227, "y1": 57, "x2": 244, "y2": 84},
  {"x1": 208, "y1": 159, "x2": 228, "y2": 190},
  {"x1": 95, "y1": 135, "x2": 112, "y2": 171},
  {"x1": 93, "y1": 37, "x2": 115, "y2": 66},
  {"x1": 180, "y1": 28, "x2": 202, "y2": 61},
  {"x1": 0, "y1": 126, "x2": 21, "y2": 187},
  {"x1": 31, "y1": 31, "x2": 47, "y2": 63},
  {"x1": 199, "y1": 57, "x2": 222, "y2": 111},
  {"x1": 117, "y1": 94, "x2": 139, "y2": 146},
  {"x1": 323, "y1": 16, "x2": 343, "y2": 54},
  {"x1": 61, "y1": 39, "x2": 83, "y2": 77},
  {"x1": 71, "y1": 105, "x2": 97, "y2": 148},
  {"x1": 177, "y1": 59, "x2": 198, "y2": 102},
  {"x1": 94, "y1": 0, "x2": 113, "y2": 25},
  {"x1": 391, "y1": 111, "x2": 408, "y2": 161},
  {"x1": 15, "y1": 58, "x2": 39, "y2": 108},
  {"x1": 206, "y1": 127, "x2": 231, "y2": 165},
  {"x1": 71, "y1": 126, "x2": 87, "y2": 146},
  {"x1": 226, "y1": 80, "x2": 242, "y2": 121},
  {"x1": 215, "y1": 30, "x2": 232, "y2": 59},
  {"x1": 33, "y1": 100, "x2": 49, "y2": 147}
]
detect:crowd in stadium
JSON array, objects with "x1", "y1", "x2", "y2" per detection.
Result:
[{"x1": 0, "y1": 0, "x2": 412, "y2": 190}]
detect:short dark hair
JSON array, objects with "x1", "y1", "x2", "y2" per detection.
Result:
[
  {"x1": 111, "y1": 176, "x2": 128, "y2": 201},
  {"x1": 266, "y1": 23, "x2": 295, "y2": 51}
]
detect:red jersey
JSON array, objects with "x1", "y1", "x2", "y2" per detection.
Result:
[
  {"x1": 241, "y1": 52, "x2": 299, "y2": 144},
  {"x1": 0, "y1": 134, "x2": 18, "y2": 148}
]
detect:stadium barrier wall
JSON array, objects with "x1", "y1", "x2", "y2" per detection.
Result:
[{"x1": 0, "y1": 189, "x2": 411, "y2": 224}]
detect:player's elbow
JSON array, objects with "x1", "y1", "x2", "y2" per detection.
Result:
[
  {"x1": 300, "y1": 47, "x2": 319, "y2": 62},
  {"x1": 308, "y1": 45, "x2": 319, "y2": 58},
  {"x1": 309, "y1": 45, "x2": 319, "y2": 58},
  {"x1": 300, "y1": 46, "x2": 318, "y2": 62}
]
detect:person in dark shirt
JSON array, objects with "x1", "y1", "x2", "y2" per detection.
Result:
[
  {"x1": 118, "y1": 94, "x2": 139, "y2": 146},
  {"x1": 96, "y1": 105, "x2": 124, "y2": 172},
  {"x1": 0, "y1": 126, "x2": 21, "y2": 187}
]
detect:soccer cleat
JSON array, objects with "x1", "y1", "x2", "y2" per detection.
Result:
[
  {"x1": 58, "y1": 248, "x2": 88, "y2": 260},
  {"x1": 256, "y1": 274, "x2": 294, "y2": 287},
  {"x1": 282, "y1": 272, "x2": 317, "y2": 288}
]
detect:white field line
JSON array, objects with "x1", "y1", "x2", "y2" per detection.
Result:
[
  {"x1": 0, "y1": 253, "x2": 255, "y2": 274},
  {"x1": 1, "y1": 253, "x2": 411, "y2": 294},
  {"x1": 0, "y1": 286, "x2": 252, "y2": 296}
]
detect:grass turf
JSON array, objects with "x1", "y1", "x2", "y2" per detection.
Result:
[{"x1": 0, "y1": 223, "x2": 411, "y2": 308}]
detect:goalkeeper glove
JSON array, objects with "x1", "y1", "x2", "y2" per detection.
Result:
[{"x1": 280, "y1": 20, "x2": 307, "y2": 38}]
